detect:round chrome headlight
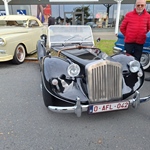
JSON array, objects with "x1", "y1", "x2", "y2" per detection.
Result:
[
  {"x1": 0, "y1": 38, "x2": 6, "y2": 46},
  {"x1": 67, "y1": 63, "x2": 80, "y2": 77},
  {"x1": 129, "y1": 60, "x2": 140, "y2": 73}
]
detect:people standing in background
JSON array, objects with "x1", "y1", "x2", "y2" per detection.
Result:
[
  {"x1": 37, "y1": 5, "x2": 45, "y2": 23},
  {"x1": 43, "y1": 4, "x2": 51, "y2": 24},
  {"x1": 48, "y1": 15, "x2": 55, "y2": 26},
  {"x1": 120, "y1": 0, "x2": 150, "y2": 61}
]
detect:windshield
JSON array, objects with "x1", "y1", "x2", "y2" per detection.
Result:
[{"x1": 48, "y1": 25, "x2": 94, "y2": 47}]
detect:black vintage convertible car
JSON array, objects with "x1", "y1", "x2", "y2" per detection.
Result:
[{"x1": 37, "y1": 25, "x2": 150, "y2": 117}]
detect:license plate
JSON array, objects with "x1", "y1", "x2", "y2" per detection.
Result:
[{"x1": 89, "y1": 101, "x2": 129, "y2": 114}]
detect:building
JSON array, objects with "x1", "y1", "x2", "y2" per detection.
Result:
[{"x1": 0, "y1": 0, "x2": 150, "y2": 27}]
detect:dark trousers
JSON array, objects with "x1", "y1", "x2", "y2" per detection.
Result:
[{"x1": 124, "y1": 43, "x2": 143, "y2": 61}]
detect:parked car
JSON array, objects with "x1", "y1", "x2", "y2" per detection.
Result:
[
  {"x1": 114, "y1": 32, "x2": 150, "y2": 71},
  {"x1": 0, "y1": 15, "x2": 47, "y2": 64},
  {"x1": 37, "y1": 25, "x2": 150, "y2": 117},
  {"x1": 85, "y1": 22, "x2": 97, "y2": 28}
]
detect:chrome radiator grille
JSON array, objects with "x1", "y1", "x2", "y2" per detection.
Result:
[{"x1": 85, "y1": 60, "x2": 122, "y2": 103}]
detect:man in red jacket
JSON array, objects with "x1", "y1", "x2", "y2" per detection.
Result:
[{"x1": 120, "y1": 0, "x2": 150, "y2": 61}]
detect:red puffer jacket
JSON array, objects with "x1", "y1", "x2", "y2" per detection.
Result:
[{"x1": 120, "y1": 9, "x2": 150, "y2": 44}]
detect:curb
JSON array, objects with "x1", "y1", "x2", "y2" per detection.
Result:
[{"x1": 25, "y1": 57, "x2": 38, "y2": 61}]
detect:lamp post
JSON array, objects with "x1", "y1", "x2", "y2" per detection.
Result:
[
  {"x1": 114, "y1": 0, "x2": 123, "y2": 35},
  {"x1": 2, "y1": 0, "x2": 11, "y2": 15}
]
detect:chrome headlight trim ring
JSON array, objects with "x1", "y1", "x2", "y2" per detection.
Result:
[
  {"x1": 67, "y1": 63, "x2": 80, "y2": 77},
  {"x1": 128, "y1": 60, "x2": 140, "y2": 73}
]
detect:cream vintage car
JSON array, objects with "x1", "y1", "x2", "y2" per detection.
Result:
[{"x1": 0, "y1": 15, "x2": 47, "y2": 64}]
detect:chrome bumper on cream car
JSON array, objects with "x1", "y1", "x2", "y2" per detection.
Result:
[{"x1": 48, "y1": 91, "x2": 150, "y2": 117}]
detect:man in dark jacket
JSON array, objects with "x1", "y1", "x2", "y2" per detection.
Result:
[
  {"x1": 120, "y1": 0, "x2": 150, "y2": 61},
  {"x1": 48, "y1": 15, "x2": 55, "y2": 26}
]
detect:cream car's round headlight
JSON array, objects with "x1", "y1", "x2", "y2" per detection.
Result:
[
  {"x1": 0, "y1": 38, "x2": 6, "y2": 46},
  {"x1": 67, "y1": 63, "x2": 80, "y2": 77},
  {"x1": 129, "y1": 60, "x2": 140, "y2": 73}
]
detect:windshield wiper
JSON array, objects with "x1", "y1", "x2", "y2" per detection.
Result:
[
  {"x1": 64, "y1": 35, "x2": 78, "y2": 42},
  {"x1": 65, "y1": 34, "x2": 91, "y2": 42},
  {"x1": 82, "y1": 35, "x2": 91, "y2": 41}
]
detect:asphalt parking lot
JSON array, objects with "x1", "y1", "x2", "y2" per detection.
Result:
[{"x1": 0, "y1": 60, "x2": 150, "y2": 150}]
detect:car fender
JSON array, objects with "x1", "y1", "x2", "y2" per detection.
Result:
[
  {"x1": 41, "y1": 56, "x2": 88, "y2": 102},
  {"x1": 2, "y1": 33, "x2": 34, "y2": 55},
  {"x1": 42, "y1": 56, "x2": 69, "y2": 81}
]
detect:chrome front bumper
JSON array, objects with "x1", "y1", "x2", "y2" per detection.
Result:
[
  {"x1": 48, "y1": 91, "x2": 150, "y2": 117},
  {"x1": 113, "y1": 46, "x2": 126, "y2": 54}
]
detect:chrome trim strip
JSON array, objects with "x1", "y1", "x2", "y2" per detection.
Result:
[{"x1": 0, "y1": 50, "x2": 6, "y2": 54}]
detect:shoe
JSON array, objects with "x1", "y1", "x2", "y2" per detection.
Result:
[{"x1": 145, "y1": 77, "x2": 150, "y2": 81}]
